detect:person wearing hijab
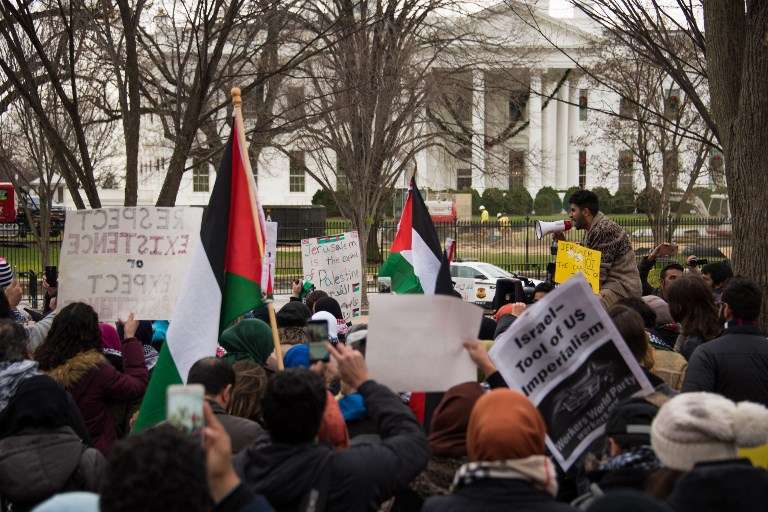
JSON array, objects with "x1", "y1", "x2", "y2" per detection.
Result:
[
  {"x1": 403, "y1": 382, "x2": 485, "y2": 508},
  {"x1": 219, "y1": 319, "x2": 275, "y2": 366},
  {"x1": 311, "y1": 311, "x2": 340, "y2": 342},
  {"x1": 423, "y1": 389, "x2": 576, "y2": 512},
  {"x1": 0, "y1": 376, "x2": 106, "y2": 510},
  {"x1": 313, "y1": 297, "x2": 349, "y2": 339}
]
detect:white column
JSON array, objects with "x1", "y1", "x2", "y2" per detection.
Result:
[
  {"x1": 415, "y1": 106, "x2": 429, "y2": 183},
  {"x1": 527, "y1": 74, "x2": 543, "y2": 194},
  {"x1": 472, "y1": 70, "x2": 486, "y2": 192},
  {"x1": 541, "y1": 77, "x2": 557, "y2": 188},
  {"x1": 567, "y1": 79, "x2": 579, "y2": 187},
  {"x1": 556, "y1": 79, "x2": 569, "y2": 189}
]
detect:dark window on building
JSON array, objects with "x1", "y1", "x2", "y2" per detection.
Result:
[
  {"x1": 243, "y1": 85, "x2": 264, "y2": 117},
  {"x1": 508, "y1": 91, "x2": 528, "y2": 124},
  {"x1": 457, "y1": 168, "x2": 472, "y2": 190},
  {"x1": 508, "y1": 150, "x2": 525, "y2": 189},
  {"x1": 664, "y1": 89, "x2": 681, "y2": 119},
  {"x1": 579, "y1": 89, "x2": 588, "y2": 121},
  {"x1": 578, "y1": 150, "x2": 587, "y2": 189},
  {"x1": 337, "y1": 157, "x2": 349, "y2": 190},
  {"x1": 193, "y1": 159, "x2": 210, "y2": 193},
  {"x1": 286, "y1": 86, "x2": 305, "y2": 121},
  {"x1": 619, "y1": 97, "x2": 635, "y2": 118},
  {"x1": 289, "y1": 151, "x2": 306, "y2": 193},
  {"x1": 456, "y1": 144, "x2": 472, "y2": 163},
  {"x1": 618, "y1": 150, "x2": 634, "y2": 190}
]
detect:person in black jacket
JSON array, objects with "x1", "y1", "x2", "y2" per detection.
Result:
[
  {"x1": 235, "y1": 342, "x2": 429, "y2": 511},
  {"x1": 572, "y1": 398, "x2": 662, "y2": 510},
  {"x1": 423, "y1": 389, "x2": 576, "y2": 512},
  {"x1": 682, "y1": 277, "x2": 768, "y2": 406}
]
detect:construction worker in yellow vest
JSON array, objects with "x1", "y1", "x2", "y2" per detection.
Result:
[
  {"x1": 479, "y1": 205, "x2": 489, "y2": 223},
  {"x1": 497, "y1": 212, "x2": 510, "y2": 226}
]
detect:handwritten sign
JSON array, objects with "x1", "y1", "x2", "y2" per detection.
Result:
[
  {"x1": 554, "y1": 241, "x2": 601, "y2": 293},
  {"x1": 58, "y1": 207, "x2": 203, "y2": 321},
  {"x1": 301, "y1": 231, "x2": 362, "y2": 322},
  {"x1": 490, "y1": 276, "x2": 653, "y2": 470}
]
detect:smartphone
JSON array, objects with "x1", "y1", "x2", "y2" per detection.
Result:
[
  {"x1": 307, "y1": 319, "x2": 329, "y2": 343},
  {"x1": 166, "y1": 384, "x2": 205, "y2": 434},
  {"x1": 45, "y1": 266, "x2": 58, "y2": 288},
  {"x1": 308, "y1": 341, "x2": 330, "y2": 362}
]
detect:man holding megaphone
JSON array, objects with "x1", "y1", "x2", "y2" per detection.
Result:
[{"x1": 548, "y1": 189, "x2": 642, "y2": 309}]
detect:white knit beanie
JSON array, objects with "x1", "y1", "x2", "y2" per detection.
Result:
[{"x1": 651, "y1": 392, "x2": 768, "y2": 471}]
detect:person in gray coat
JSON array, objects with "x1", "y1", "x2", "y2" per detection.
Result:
[{"x1": 188, "y1": 357, "x2": 268, "y2": 453}]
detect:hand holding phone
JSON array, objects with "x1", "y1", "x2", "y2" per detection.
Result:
[{"x1": 167, "y1": 384, "x2": 205, "y2": 434}]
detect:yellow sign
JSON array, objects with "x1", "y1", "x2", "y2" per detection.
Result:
[
  {"x1": 554, "y1": 241, "x2": 601, "y2": 294},
  {"x1": 740, "y1": 445, "x2": 768, "y2": 469}
]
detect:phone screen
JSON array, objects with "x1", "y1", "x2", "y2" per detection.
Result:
[
  {"x1": 308, "y1": 341, "x2": 330, "y2": 362},
  {"x1": 166, "y1": 384, "x2": 205, "y2": 434},
  {"x1": 307, "y1": 319, "x2": 329, "y2": 343}
]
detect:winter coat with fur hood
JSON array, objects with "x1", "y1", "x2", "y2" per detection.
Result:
[{"x1": 46, "y1": 338, "x2": 148, "y2": 454}]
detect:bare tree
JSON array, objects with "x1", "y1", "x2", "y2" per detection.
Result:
[
  {"x1": 139, "y1": 0, "x2": 332, "y2": 206},
  {"x1": 558, "y1": 1, "x2": 768, "y2": 323},
  {"x1": 585, "y1": 40, "x2": 715, "y2": 243},
  {"x1": 296, "y1": 0, "x2": 465, "y2": 298},
  {"x1": 0, "y1": 0, "x2": 109, "y2": 208},
  {"x1": 0, "y1": 84, "x2": 114, "y2": 266}
]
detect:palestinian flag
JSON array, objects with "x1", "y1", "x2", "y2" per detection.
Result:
[
  {"x1": 379, "y1": 177, "x2": 443, "y2": 294},
  {"x1": 134, "y1": 99, "x2": 270, "y2": 431}
]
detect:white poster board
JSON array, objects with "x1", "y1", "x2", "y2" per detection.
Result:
[
  {"x1": 301, "y1": 231, "x2": 362, "y2": 321},
  {"x1": 453, "y1": 277, "x2": 475, "y2": 302},
  {"x1": 366, "y1": 294, "x2": 483, "y2": 392},
  {"x1": 490, "y1": 275, "x2": 654, "y2": 470},
  {"x1": 58, "y1": 207, "x2": 203, "y2": 321},
  {"x1": 266, "y1": 221, "x2": 277, "y2": 291}
]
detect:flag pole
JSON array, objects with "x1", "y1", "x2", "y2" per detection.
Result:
[{"x1": 231, "y1": 87, "x2": 284, "y2": 371}]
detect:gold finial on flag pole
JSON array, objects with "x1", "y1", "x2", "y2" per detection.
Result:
[{"x1": 231, "y1": 87, "x2": 242, "y2": 107}]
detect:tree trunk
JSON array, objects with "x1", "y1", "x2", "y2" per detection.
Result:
[
  {"x1": 366, "y1": 215, "x2": 381, "y2": 263},
  {"x1": 119, "y1": 1, "x2": 142, "y2": 207},
  {"x1": 155, "y1": 139, "x2": 195, "y2": 207},
  {"x1": 724, "y1": 4, "x2": 768, "y2": 326},
  {"x1": 352, "y1": 215, "x2": 370, "y2": 313}
]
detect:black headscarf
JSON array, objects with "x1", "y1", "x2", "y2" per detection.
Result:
[
  {"x1": 314, "y1": 297, "x2": 344, "y2": 320},
  {"x1": 277, "y1": 302, "x2": 312, "y2": 328},
  {"x1": 0, "y1": 374, "x2": 91, "y2": 442}
]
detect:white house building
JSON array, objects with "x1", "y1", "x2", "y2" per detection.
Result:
[{"x1": 59, "y1": 1, "x2": 719, "y2": 209}]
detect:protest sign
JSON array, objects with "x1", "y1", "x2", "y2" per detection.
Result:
[
  {"x1": 554, "y1": 241, "x2": 601, "y2": 293},
  {"x1": 301, "y1": 231, "x2": 362, "y2": 321},
  {"x1": 367, "y1": 294, "x2": 483, "y2": 392},
  {"x1": 58, "y1": 207, "x2": 203, "y2": 322},
  {"x1": 266, "y1": 221, "x2": 277, "y2": 290},
  {"x1": 490, "y1": 275, "x2": 654, "y2": 470}
]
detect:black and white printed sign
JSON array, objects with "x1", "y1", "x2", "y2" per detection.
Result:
[{"x1": 490, "y1": 275, "x2": 654, "y2": 470}]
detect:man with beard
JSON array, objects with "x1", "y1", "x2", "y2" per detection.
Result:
[{"x1": 554, "y1": 190, "x2": 641, "y2": 308}]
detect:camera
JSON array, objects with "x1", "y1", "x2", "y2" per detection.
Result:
[{"x1": 688, "y1": 258, "x2": 708, "y2": 267}]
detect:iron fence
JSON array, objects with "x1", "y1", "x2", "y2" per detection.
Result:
[{"x1": 0, "y1": 216, "x2": 732, "y2": 302}]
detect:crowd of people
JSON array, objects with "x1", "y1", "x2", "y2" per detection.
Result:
[{"x1": 1, "y1": 189, "x2": 767, "y2": 512}]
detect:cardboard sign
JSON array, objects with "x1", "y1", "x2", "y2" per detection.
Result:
[
  {"x1": 490, "y1": 275, "x2": 654, "y2": 470},
  {"x1": 367, "y1": 294, "x2": 483, "y2": 392},
  {"x1": 555, "y1": 241, "x2": 601, "y2": 293},
  {"x1": 58, "y1": 207, "x2": 203, "y2": 321},
  {"x1": 301, "y1": 231, "x2": 362, "y2": 322},
  {"x1": 266, "y1": 221, "x2": 277, "y2": 291}
]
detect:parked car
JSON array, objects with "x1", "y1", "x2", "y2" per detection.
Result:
[{"x1": 449, "y1": 261, "x2": 542, "y2": 308}]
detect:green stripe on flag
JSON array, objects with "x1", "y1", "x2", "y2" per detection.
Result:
[
  {"x1": 220, "y1": 272, "x2": 263, "y2": 333},
  {"x1": 379, "y1": 252, "x2": 424, "y2": 294},
  {"x1": 132, "y1": 342, "x2": 182, "y2": 433},
  {"x1": 319, "y1": 234, "x2": 345, "y2": 244}
]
